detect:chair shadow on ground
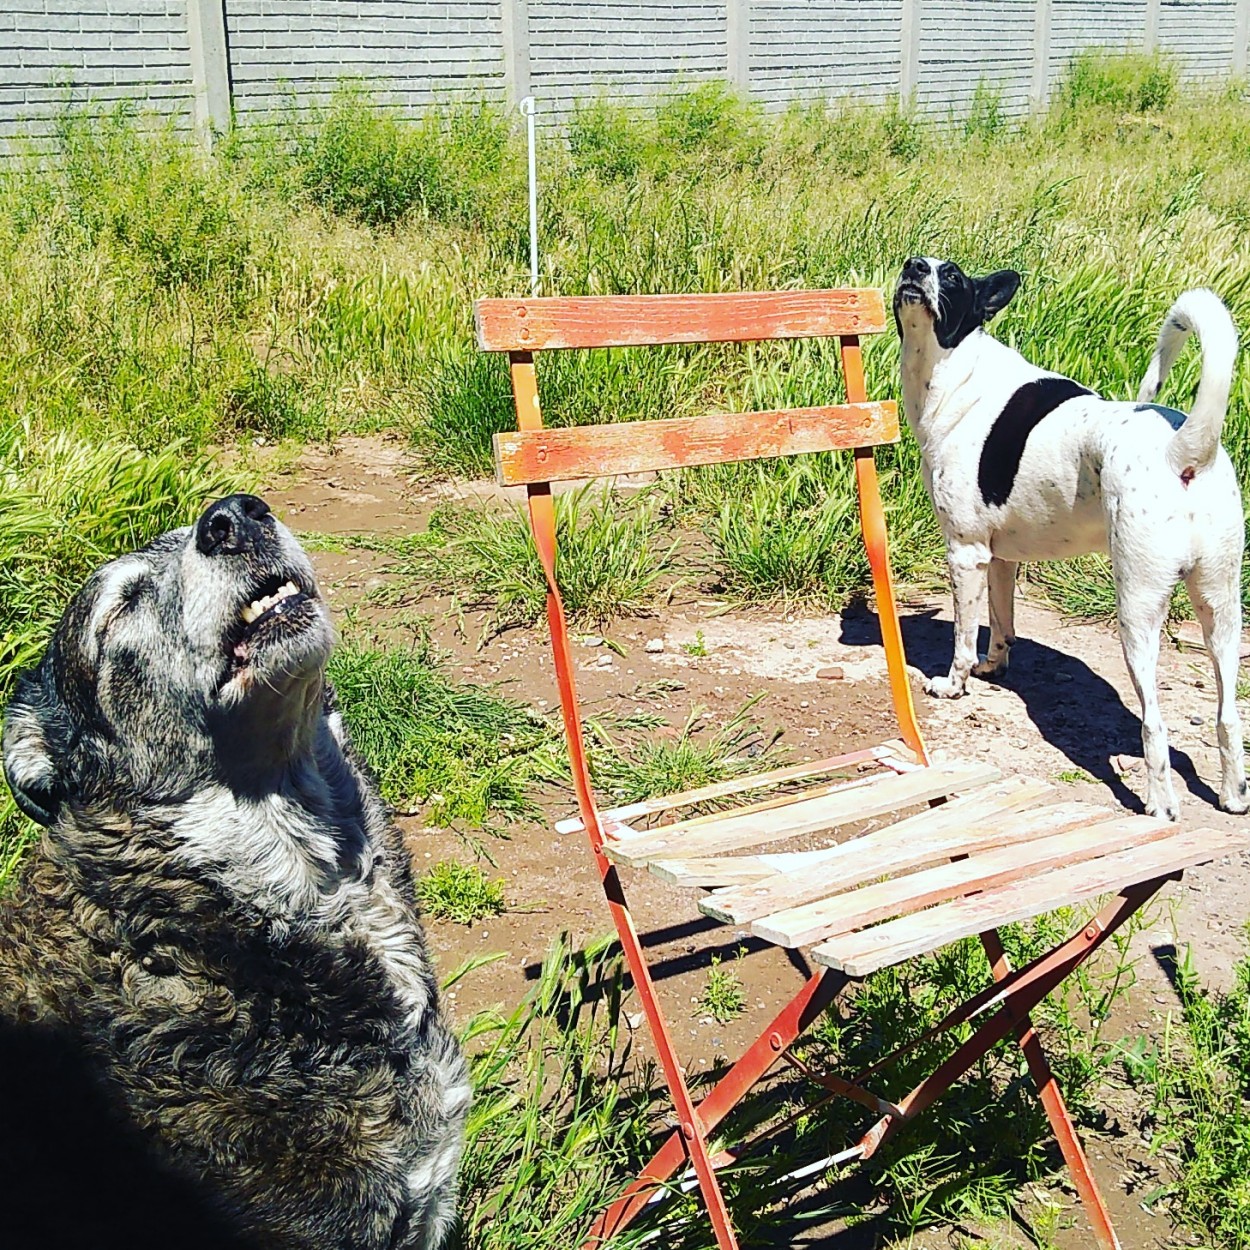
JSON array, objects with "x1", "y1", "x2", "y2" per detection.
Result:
[{"x1": 840, "y1": 603, "x2": 1219, "y2": 812}]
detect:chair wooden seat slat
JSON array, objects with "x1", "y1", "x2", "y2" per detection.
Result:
[
  {"x1": 698, "y1": 779, "x2": 1079, "y2": 921},
  {"x1": 814, "y1": 825, "x2": 1240, "y2": 978},
  {"x1": 749, "y1": 811, "x2": 1176, "y2": 949},
  {"x1": 554, "y1": 738, "x2": 918, "y2": 835},
  {"x1": 646, "y1": 775, "x2": 1052, "y2": 887},
  {"x1": 605, "y1": 760, "x2": 1001, "y2": 866},
  {"x1": 475, "y1": 283, "x2": 1248, "y2": 1250}
]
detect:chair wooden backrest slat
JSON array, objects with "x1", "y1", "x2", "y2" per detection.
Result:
[
  {"x1": 493, "y1": 401, "x2": 899, "y2": 486},
  {"x1": 475, "y1": 288, "x2": 887, "y2": 352}
]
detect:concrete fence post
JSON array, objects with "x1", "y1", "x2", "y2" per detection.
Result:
[
  {"x1": 726, "y1": 0, "x2": 751, "y2": 95},
  {"x1": 501, "y1": 0, "x2": 532, "y2": 108},
  {"x1": 899, "y1": 0, "x2": 921, "y2": 103},
  {"x1": 1143, "y1": 0, "x2": 1161, "y2": 52},
  {"x1": 1235, "y1": 0, "x2": 1250, "y2": 74},
  {"x1": 186, "y1": 0, "x2": 231, "y2": 148},
  {"x1": 1030, "y1": 0, "x2": 1053, "y2": 112}
]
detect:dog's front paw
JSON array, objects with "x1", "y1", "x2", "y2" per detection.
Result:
[
  {"x1": 1144, "y1": 795, "x2": 1180, "y2": 822},
  {"x1": 924, "y1": 675, "x2": 967, "y2": 699}
]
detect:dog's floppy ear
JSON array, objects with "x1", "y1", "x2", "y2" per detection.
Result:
[
  {"x1": 974, "y1": 270, "x2": 1021, "y2": 325},
  {"x1": 2, "y1": 671, "x2": 65, "y2": 827}
]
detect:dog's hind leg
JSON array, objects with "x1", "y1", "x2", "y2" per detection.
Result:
[
  {"x1": 927, "y1": 544, "x2": 989, "y2": 698},
  {"x1": 1186, "y1": 566, "x2": 1248, "y2": 814},
  {"x1": 1116, "y1": 582, "x2": 1180, "y2": 820},
  {"x1": 974, "y1": 557, "x2": 1018, "y2": 679}
]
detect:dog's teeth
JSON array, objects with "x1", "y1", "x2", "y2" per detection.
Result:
[{"x1": 240, "y1": 582, "x2": 300, "y2": 627}]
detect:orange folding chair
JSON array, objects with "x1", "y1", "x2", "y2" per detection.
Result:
[{"x1": 474, "y1": 287, "x2": 1241, "y2": 1250}]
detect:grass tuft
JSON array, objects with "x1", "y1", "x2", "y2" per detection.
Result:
[
  {"x1": 417, "y1": 861, "x2": 507, "y2": 925},
  {"x1": 697, "y1": 950, "x2": 747, "y2": 1023},
  {"x1": 1128, "y1": 941, "x2": 1250, "y2": 1244},
  {"x1": 326, "y1": 641, "x2": 563, "y2": 828},
  {"x1": 412, "y1": 488, "x2": 680, "y2": 634}
]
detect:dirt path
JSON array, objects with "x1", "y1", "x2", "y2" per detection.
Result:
[{"x1": 269, "y1": 435, "x2": 1249, "y2": 1249}]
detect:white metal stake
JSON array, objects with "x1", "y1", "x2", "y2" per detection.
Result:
[{"x1": 520, "y1": 95, "x2": 539, "y2": 296}]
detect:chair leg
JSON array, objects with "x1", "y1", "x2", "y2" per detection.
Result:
[
  {"x1": 586, "y1": 969, "x2": 844, "y2": 1247},
  {"x1": 981, "y1": 927, "x2": 1123, "y2": 1250},
  {"x1": 594, "y1": 865, "x2": 741, "y2": 1250}
]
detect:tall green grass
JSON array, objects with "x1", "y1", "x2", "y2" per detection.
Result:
[
  {"x1": 326, "y1": 641, "x2": 564, "y2": 828},
  {"x1": 1124, "y1": 940, "x2": 1250, "y2": 1246}
]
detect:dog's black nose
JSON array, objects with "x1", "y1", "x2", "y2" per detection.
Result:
[
  {"x1": 903, "y1": 257, "x2": 930, "y2": 278},
  {"x1": 196, "y1": 494, "x2": 273, "y2": 556}
]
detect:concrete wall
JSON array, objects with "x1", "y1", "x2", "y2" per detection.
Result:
[{"x1": 2, "y1": 0, "x2": 1248, "y2": 145}]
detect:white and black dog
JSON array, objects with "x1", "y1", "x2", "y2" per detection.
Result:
[
  {"x1": 1, "y1": 495, "x2": 469, "y2": 1249},
  {"x1": 894, "y1": 257, "x2": 1247, "y2": 821}
]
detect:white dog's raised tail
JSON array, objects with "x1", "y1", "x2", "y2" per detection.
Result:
[{"x1": 1137, "y1": 287, "x2": 1237, "y2": 479}]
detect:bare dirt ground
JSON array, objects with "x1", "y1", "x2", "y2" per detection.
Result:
[{"x1": 271, "y1": 435, "x2": 1249, "y2": 1250}]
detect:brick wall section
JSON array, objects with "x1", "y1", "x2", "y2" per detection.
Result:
[
  {"x1": 0, "y1": 0, "x2": 193, "y2": 145},
  {"x1": 224, "y1": 0, "x2": 506, "y2": 119},
  {"x1": 748, "y1": 0, "x2": 902, "y2": 111},
  {"x1": 917, "y1": 0, "x2": 1035, "y2": 118},
  {"x1": 527, "y1": 1, "x2": 728, "y2": 115}
]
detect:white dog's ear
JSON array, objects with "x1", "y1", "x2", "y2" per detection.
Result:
[
  {"x1": 976, "y1": 270, "x2": 1021, "y2": 323},
  {"x1": 2, "y1": 671, "x2": 64, "y2": 827}
]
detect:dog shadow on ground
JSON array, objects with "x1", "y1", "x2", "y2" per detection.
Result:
[
  {"x1": 0, "y1": 1018, "x2": 260, "y2": 1250},
  {"x1": 841, "y1": 604, "x2": 1219, "y2": 812}
]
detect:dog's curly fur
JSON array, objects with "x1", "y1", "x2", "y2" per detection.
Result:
[{"x1": 0, "y1": 495, "x2": 469, "y2": 1250}]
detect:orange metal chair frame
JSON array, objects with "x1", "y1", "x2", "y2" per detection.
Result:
[{"x1": 475, "y1": 288, "x2": 1147, "y2": 1250}]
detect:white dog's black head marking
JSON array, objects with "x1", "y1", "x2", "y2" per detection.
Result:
[
  {"x1": 3, "y1": 494, "x2": 334, "y2": 826},
  {"x1": 893, "y1": 256, "x2": 1020, "y2": 349}
]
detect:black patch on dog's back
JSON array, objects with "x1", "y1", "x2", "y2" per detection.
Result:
[
  {"x1": 978, "y1": 377, "x2": 1093, "y2": 507},
  {"x1": 1135, "y1": 402, "x2": 1188, "y2": 431}
]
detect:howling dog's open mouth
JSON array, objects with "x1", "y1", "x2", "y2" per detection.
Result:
[{"x1": 225, "y1": 572, "x2": 320, "y2": 675}]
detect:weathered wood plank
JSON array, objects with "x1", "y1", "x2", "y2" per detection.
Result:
[
  {"x1": 605, "y1": 762, "x2": 1000, "y2": 867},
  {"x1": 813, "y1": 827, "x2": 1245, "y2": 977},
  {"x1": 752, "y1": 813, "x2": 1175, "y2": 948},
  {"x1": 493, "y1": 402, "x2": 900, "y2": 486},
  {"x1": 554, "y1": 740, "x2": 912, "y2": 835},
  {"x1": 474, "y1": 289, "x2": 888, "y2": 352},
  {"x1": 699, "y1": 776, "x2": 1056, "y2": 922}
]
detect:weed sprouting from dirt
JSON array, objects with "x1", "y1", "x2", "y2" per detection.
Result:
[
  {"x1": 590, "y1": 700, "x2": 779, "y2": 806},
  {"x1": 697, "y1": 950, "x2": 747, "y2": 1023},
  {"x1": 417, "y1": 861, "x2": 507, "y2": 925},
  {"x1": 453, "y1": 933, "x2": 657, "y2": 1250}
]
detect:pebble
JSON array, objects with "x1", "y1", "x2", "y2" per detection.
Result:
[
  {"x1": 582, "y1": 635, "x2": 604, "y2": 648},
  {"x1": 645, "y1": 638, "x2": 665, "y2": 654},
  {"x1": 1190, "y1": 715, "x2": 1204, "y2": 726},
  {"x1": 817, "y1": 665, "x2": 845, "y2": 681},
  {"x1": 595, "y1": 653, "x2": 613, "y2": 668}
]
